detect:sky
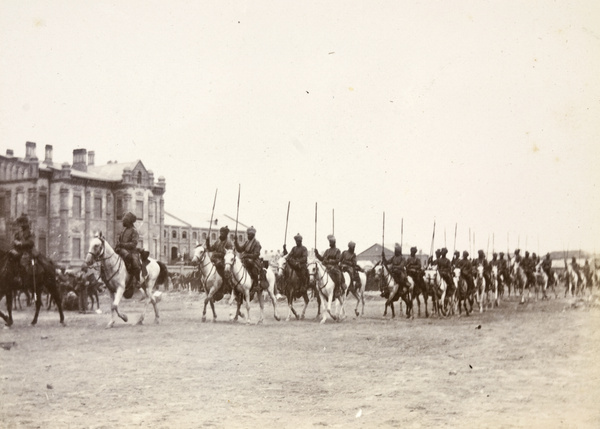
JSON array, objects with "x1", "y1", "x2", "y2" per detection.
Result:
[{"x1": 1, "y1": 1, "x2": 599, "y2": 256}]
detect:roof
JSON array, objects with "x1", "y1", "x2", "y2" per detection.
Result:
[
  {"x1": 38, "y1": 160, "x2": 140, "y2": 182},
  {"x1": 164, "y1": 210, "x2": 248, "y2": 231},
  {"x1": 356, "y1": 243, "x2": 394, "y2": 261}
]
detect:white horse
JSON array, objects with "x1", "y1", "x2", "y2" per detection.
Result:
[
  {"x1": 191, "y1": 244, "x2": 227, "y2": 322},
  {"x1": 307, "y1": 258, "x2": 346, "y2": 324},
  {"x1": 423, "y1": 268, "x2": 449, "y2": 317},
  {"x1": 474, "y1": 264, "x2": 487, "y2": 312},
  {"x1": 85, "y1": 232, "x2": 169, "y2": 328},
  {"x1": 223, "y1": 249, "x2": 280, "y2": 324},
  {"x1": 489, "y1": 265, "x2": 500, "y2": 307}
]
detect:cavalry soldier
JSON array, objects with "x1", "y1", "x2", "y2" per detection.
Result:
[
  {"x1": 498, "y1": 252, "x2": 510, "y2": 283},
  {"x1": 437, "y1": 248, "x2": 455, "y2": 293},
  {"x1": 205, "y1": 226, "x2": 234, "y2": 290},
  {"x1": 9, "y1": 213, "x2": 36, "y2": 272},
  {"x1": 428, "y1": 249, "x2": 442, "y2": 268},
  {"x1": 583, "y1": 260, "x2": 593, "y2": 286},
  {"x1": 381, "y1": 243, "x2": 407, "y2": 290},
  {"x1": 541, "y1": 253, "x2": 554, "y2": 285},
  {"x1": 315, "y1": 235, "x2": 344, "y2": 296},
  {"x1": 340, "y1": 241, "x2": 363, "y2": 291},
  {"x1": 475, "y1": 250, "x2": 491, "y2": 286},
  {"x1": 283, "y1": 233, "x2": 309, "y2": 291},
  {"x1": 570, "y1": 256, "x2": 583, "y2": 283},
  {"x1": 522, "y1": 251, "x2": 536, "y2": 286},
  {"x1": 513, "y1": 249, "x2": 522, "y2": 264},
  {"x1": 457, "y1": 251, "x2": 475, "y2": 293},
  {"x1": 114, "y1": 212, "x2": 145, "y2": 296},
  {"x1": 451, "y1": 250, "x2": 461, "y2": 268},
  {"x1": 405, "y1": 246, "x2": 425, "y2": 290},
  {"x1": 234, "y1": 226, "x2": 263, "y2": 293}
]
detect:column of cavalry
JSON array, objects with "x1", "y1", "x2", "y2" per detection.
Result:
[{"x1": 1, "y1": 204, "x2": 596, "y2": 328}]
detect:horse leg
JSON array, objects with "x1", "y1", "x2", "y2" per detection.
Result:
[
  {"x1": 257, "y1": 290, "x2": 265, "y2": 325},
  {"x1": 136, "y1": 288, "x2": 150, "y2": 325},
  {"x1": 47, "y1": 281, "x2": 65, "y2": 325},
  {"x1": 266, "y1": 285, "x2": 280, "y2": 321},
  {"x1": 325, "y1": 292, "x2": 336, "y2": 323},
  {"x1": 107, "y1": 289, "x2": 128, "y2": 328},
  {"x1": 351, "y1": 289, "x2": 360, "y2": 317},
  {"x1": 4, "y1": 289, "x2": 14, "y2": 327},
  {"x1": 301, "y1": 293, "x2": 309, "y2": 320},
  {"x1": 31, "y1": 291, "x2": 43, "y2": 326},
  {"x1": 244, "y1": 289, "x2": 251, "y2": 325}
]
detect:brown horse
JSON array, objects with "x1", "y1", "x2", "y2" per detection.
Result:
[
  {"x1": 373, "y1": 262, "x2": 413, "y2": 319},
  {"x1": 0, "y1": 251, "x2": 65, "y2": 327},
  {"x1": 276, "y1": 256, "x2": 321, "y2": 321}
]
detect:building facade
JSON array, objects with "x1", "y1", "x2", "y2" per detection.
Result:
[
  {"x1": 163, "y1": 211, "x2": 247, "y2": 264},
  {"x1": 0, "y1": 142, "x2": 166, "y2": 268}
]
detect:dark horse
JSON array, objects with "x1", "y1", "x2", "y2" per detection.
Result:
[
  {"x1": 0, "y1": 250, "x2": 65, "y2": 326},
  {"x1": 276, "y1": 256, "x2": 321, "y2": 321},
  {"x1": 373, "y1": 261, "x2": 414, "y2": 319}
]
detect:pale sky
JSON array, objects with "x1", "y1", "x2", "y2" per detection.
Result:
[{"x1": 1, "y1": 1, "x2": 599, "y2": 256}]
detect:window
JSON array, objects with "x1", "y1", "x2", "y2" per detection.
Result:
[
  {"x1": 72, "y1": 238, "x2": 81, "y2": 259},
  {"x1": 172, "y1": 230, "x2": 177, "y2": 239},
  {"x1": 154, "y1": 202, "x2": 158, "y2": 224},
  {"x1": 94, "y1": 197, "x2": 102, "y2": 219},
  {"x1": 238, "y1": 234, "x2": 243, "y2": 242},
  {"x1": 193, "y1": 232, "x2": 197, "y2": 240},
  {"x1": 38, "y1": 236, "x2": 47, "y2": 256},
  {"x1": 116, "y1": 198, "x2": 123, "y2": 220},
  {"x1": 0, "y1": 195, "x2": 6, "y2": 216},
  {"x1": 136, "y1": 200, "x2": 144, "y2": 220},
  {"x1": 38, "y1": 194, "x2": 47, "y2": 216},
  {"x1": 137, "y1": 171, "x2": 142, "y2": 184},
  {"x1": 182, "y1": 231, "x2": 187, "y2": 239},
  {"x1": 211, "y1": 233, "x2": 216, "y2": 240},
  {"x1": 202, "y1": 232, "x2": 207, "y2": 240},
  {"x1": 230, "y1": 234, "x2": 234, "y2": 241},
  {"x1": 164, "y1": 230, "x2": 167, "y2": 238},
  {"x1": 16, "y1": 191, "x2": 24, "y2": 216},
  {"x1": 73, "y1": 195, "x2": 81, "y2": 218}
]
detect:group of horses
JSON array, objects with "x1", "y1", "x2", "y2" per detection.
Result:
[{"x1": 2, "y1": 235, "x2": 599, "y2": 328}]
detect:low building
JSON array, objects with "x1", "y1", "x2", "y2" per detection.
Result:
[{"x1": 0, "y1": 142, "x2": 166, "y2": 268}]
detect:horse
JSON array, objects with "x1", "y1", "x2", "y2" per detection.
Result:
[
  {"x1": 343, "y1": 268, "x2": 367, "y2": 317},
  {"x1": 0, "y1": 250, "x2": 65, "y2": 327},
  {"x1": 563, "y1": 261, "x2": 580, "y2": 298},
  {"x1": 276, "y1": 256, "x2": 321, "y2": 321},
  {"x1": 454, "y1": 268, "x2": 473, "y2": 316},
  {"x1": 511, "y1": 260, "x2": 530, "y2": 304},
  {"x1": 423, "y1": 268, "x2": 450, "y2": 317},
  {"x1": 409, "y1": 270, "x2": 430, "y2": 318},
  {"x1": 534, "y1": 263, "x2": 558, "y2": 300},
  {"x1": 489, "y1": 265, "x2": 500, "y2": 307},
  {"x1": 308, "y1": 259, "x2": 346, "y2": 323},
  {"x1": 474, "y1": 264, "x2": 488, "y2": 313},
  {"x1": 222, "y1": 249, "x2": 280, "y2": 324},
  {"x1": 191, "y1": 244, "x2": 228, "y2": 322},
  {"x1": 373, "y1": 262, "x2": 413, "y2": 319},
  {"x1": 85, "y1": 232, "x2": 169, "y2": 328}
]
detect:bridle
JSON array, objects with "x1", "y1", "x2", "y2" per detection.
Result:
[
  {"x1": 87, "y1": 238, "x2": 123, "y2": 284},
  {"x1": 308, "y1": 260, "x2": 331, "y2": 290},
  {"x1": 224, "y1": 252, "x2": 250, "y2": 287},
  {"x1": 194, "y1": 247, "x2": 217, "y2": 282}
]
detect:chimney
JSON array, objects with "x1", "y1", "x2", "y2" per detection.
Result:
[
  {"x1": 25, "y1": 142, "x2": 37, "y2": 160},
  {"x1": 45, "y1": 145, "x2": 53, "y2": 164},
  {"x1": 6, "y1": 149, "x2": 13, "y2": 157},
  {"x1": 72, "y1": 148, "x2": 87, "y2": 172},
  {"x1": 61, "y1": 162, "x2": 71, "y2": 179},
  {"x1": 88, "y1": 151, "x2": 95, "y2": 166}
]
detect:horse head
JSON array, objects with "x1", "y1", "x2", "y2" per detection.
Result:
[
  {"x1": 223, "y1": 249, "x2": 237, "y2": 278},
  {"x1": 191, "y1": 244, "x2": 207, "y2": 265},
  {"x1": 306, "y1": 258, "x2": 322, "y2": 286},
  {"x1": 276, "y1": 256, "x2": 288, "y2": 277},
  {"x1": 86, "y1": 232, "x2": 109, "y2": 266},
  {"x1": 476, "y1": 264, "x2": 485, "y2": 279}
]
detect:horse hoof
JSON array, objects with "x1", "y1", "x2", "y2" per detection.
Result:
[
  {"x1": 320, "y1": 318, "x2": 326, "y2": 325},
  {"x1": 122, "y1": 315, "x2": 128, "y2": 323},
  {"x1": 201, "y1": 316, "x2": 207, "y2": 323},
  {"x1": 154, "y1": 319, "x2": 160, "y2": 325},
  {"x1": 136, "y1": 320, "x2": 143, "y2": 325},
  {"x1": 105, "y1": 322, "x2": 115, "y2": 329},
  {"x1": 274, "y1": 316, "x2": 281, "y2": 322},
  {"x1": 60, "y1": 322, "x2": 67, "y2": 327},
  {"x1": 355, "y1": 310, "x2": 359, "y2": 317}
]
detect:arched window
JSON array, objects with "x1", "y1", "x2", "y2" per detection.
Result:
[
  {"x1": 192, "y1": 232, "x2": 197, "y2": 240},
  {"x1": 172, "y1": 230, "x2": 177, "y2": 239},
  {"x1": 202, "y1": 232, "x2": 207, "y2": 240},
  {"x1": 182, "y1": 231, "x2": 187, "y2": 239},
  {"x1": 137, "y1": 171, "x2": 142, "y2": 184}
]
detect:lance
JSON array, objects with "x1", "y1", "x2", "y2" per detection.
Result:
[
  {"x1": 430, "y1": 220, "x2": 436, "y2": 261},
  {"x1": 492, "y1": 233, "x2": 495, "y2": 254},
  {"x1": 401, "y1": 218, "x2": 404, "y2": 250},
  {"x1": 382, "y1": 212, "x2": 385, "y2": 260},
  {"x1": 453, "y1": 223, "x2": 457, "y2": 256},
  {"x1": 332, "y1": 208, "x2": 335, "y2": 236},
  {"x1": 487, "y1": 234, "x2": 490, "y2": 259},
  {"x1": 283, "y1": 201, "x2": 290, "y2": 248},
  {"x1": 469, "y1": 227, "x2": 472, "y2": 256},
  {"x1": 444, "y1": 227, "x2": 447, "y2": 249},
  {"x1": 315, "y1": 202, "x2": 318, "y2": 251},
  {"x1": 235, "y1": 184, "x2": 241, "y2": 239},
  {"x1": 207, "y1": 188, "x2": 218, "y2": 243}
]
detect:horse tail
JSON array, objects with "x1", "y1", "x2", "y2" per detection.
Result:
[{"x1": 156, "y1": 261, "x2": 169, "y2": 287}]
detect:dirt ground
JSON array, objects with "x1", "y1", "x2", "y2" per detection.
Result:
[{"x1": 1, "y1": 289, "x2": 599, "y2": 429}]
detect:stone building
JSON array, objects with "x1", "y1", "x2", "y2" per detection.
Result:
[
  {"x1": 0, "y1": 142, "x2": 166, "y2": 268},
  {"x1": 163, "y1": 211, "x2": 247, "y2": 263}
]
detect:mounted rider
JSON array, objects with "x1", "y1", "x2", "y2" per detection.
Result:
[
  {"x1": 405, "y1": 246, "x2": 425, "y2": 291},
  {"x1": 315, "y1": 235, "x2": 344, "y2": 297},
  {"x1": 114, "y1": 212, "x2": 146, "y2": 297},
  {"x1": 9, "y1": 213, "x2": 36, "y2": 272},
  {"x1": 283, "y1": 233, "x2": 309, "y2": 291},
  {"x1": 475, "y1": 250, "x2": 491, "y2": 286},
  {"x1": 457, "y1": 251, "x2": 475, "y2": 293},
  {"x1": 340, "y1": 241, "x2": 363, "y2": 291},
  {"x1": 234, "y1": 226, "x2": 263, "y2": 293},
  {"x1": 541, "y1": 253, "x2": 554, "y2": 284},
  {"x1": 451, "y1": 250, "x2": 461, "y2": 268},
  {"x1": 381, "y1": 243, "x2": 407, "y2": 291},
  {"x1": 583, "y1": 260, "x2": 593, "y2": 286},
  {"x1": 427, "y1": 249, "x2": 442, "y2": 268},
  {"x1": 570, "y1": 256, "x2": 583, "y2": 283},
  {"x1": 205, "y1": 226, "x2": 234, "y2": 291},
  {"x1": 498, "y1": 252, "x2": 510, "y2": 283},
  {"x1": 437, "y1": 248, "x2": 455, "y2": 293},
  {"x1": 521, "y1": 251, "x2": 536, "y2": 287}
]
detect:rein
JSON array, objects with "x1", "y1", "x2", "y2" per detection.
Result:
[
  {"x1": 88, "y1": 241, "x2": 123, "y2": 285},
  {"x1": 308, "y1": 261, "x2": 330, "y2": 291}
]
